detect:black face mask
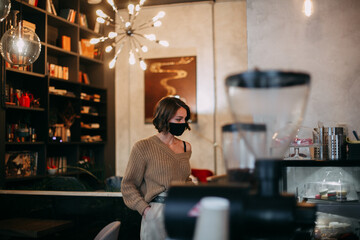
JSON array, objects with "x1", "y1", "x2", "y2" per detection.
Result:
[{"x1": 169, "y1": 123, "x2": 187, "y2": 136}]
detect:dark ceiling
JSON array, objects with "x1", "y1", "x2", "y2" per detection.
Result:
[{"x1": 114, "y1": 0, "x2": 212, "y2": 9}]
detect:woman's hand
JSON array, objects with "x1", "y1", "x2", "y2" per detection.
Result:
[{"x1": 143, "y1": 206, "x2": 151, "y2": 217}]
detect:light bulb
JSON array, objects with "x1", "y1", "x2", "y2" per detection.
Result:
[
  {"x1": 153, "y1": 21, "x2": 161, "y2": 27},
  {"x1": 140, "y1": 59, "x2": 147, "y2": 70},
  {"x1": 144, "y1": 34, "x2": 156, "y2": 41},
  {"x1": 109, "y1": 58, "x2": 116, "y2": 69},
  {"x1": 158, "y1": 40, "x2": 169, "y2": 47},
  {"x1": 125, "y1": 22, "x2": 131, "y2": 28},
  {"x1": 96, "y1": 17, "x2": 105, "y2": 24},
  {"x1": 153, "y1": 11, "x2": 165, "y2": 21},
  {"x1": 0, "y1": 0, "x2": 11, "y2": 22},
  {"x1": 105, "y1": 45, "x2": 113, "y2": 52},
  {"x1": 303, "y1": 0, "x2": 313, "y2": 17},
  {"x1": 0, "y1": 25, "x2": 41, "y2": 66},
  {"x1": 16, "y1": 38, "x2": 25, "y2": 53},
  {"x1": 90, "y1": 38, "x2": 100, "y2": 44},
  {"x1": 129, "y1": 51, "x2": 136, "y2": 65},
  {"x1": 140, "y1": 0, "x2": 146, "y2": 5},
  {"x1": 88, "y1": 0, "x2": 102, "y2": 4},
  {"x1": 158, "y1": 11, "x2": 166, "y2": 18},
  {"x1": 96, "y1": 9, "x2": 108, "y2": 18},
  {"x1": 135, "y1": 4, "x2": 141, "y2": 12},
  {"x1": 141, "y1": 45, "x2": 148, "y2": 52},
  {"x1": 128, "y1": 4, "x2": 134, "y2": 15},
  {"x1": 108, "y1": 31, "x2": 117, "y2": 39},
  {"x1": 107, "y1": 0, "x2": 114, "y2": 7}
]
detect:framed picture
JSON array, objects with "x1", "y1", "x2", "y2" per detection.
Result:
[
  {"x1": 144, "y1": 56, "x2": 197, "y2": 123},
  {"x1": 5, "y1": 151, "x2": 38, "y2": 177}
]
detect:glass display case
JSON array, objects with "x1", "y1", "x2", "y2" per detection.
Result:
[
  {"x1": 282, "y1": 160, "x2": 360, "y2": 240},
  {"x1": 314, "y1": 212, "x2": 359, "y2": 240}
]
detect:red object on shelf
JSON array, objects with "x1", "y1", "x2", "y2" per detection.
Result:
[
  {"x1": 16, "y1": 92, "x2": 34, "y2": 108},
  {"x1": 191, "y1": 168, "x2": 214, "y2": 183}
]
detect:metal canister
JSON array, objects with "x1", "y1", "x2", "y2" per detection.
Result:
[
  {"x1": 313, "y1": 127, "x2": 324, "y2": 160},
  {"x1": 326, "y1": 127, "x2": 346, "y2": 160}
]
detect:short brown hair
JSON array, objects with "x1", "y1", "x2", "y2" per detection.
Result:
[{"x1": 152, "y1": 96, "x2": 191, "y2": 133}]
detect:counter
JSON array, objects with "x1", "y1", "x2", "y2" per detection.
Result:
[
  {"x1": 0, "y1": 190, "x2": 140, "y2": 240},
  {"x1": 0, "y1": 189, "x2": 123, "y2": 197}
]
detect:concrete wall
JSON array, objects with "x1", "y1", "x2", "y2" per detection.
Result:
[
  {"x1": 115, "y1": 1, "x2": 247, "y2": 176},
  {"x1": 247, "y1": 0, "x2": 360, "y2": 135},
  {"x1": 247, "y1": 0, "x2": 360, "y2": 194},
  {"x1": 115, "y1": 0, "x2": 360, "y2": 176}
]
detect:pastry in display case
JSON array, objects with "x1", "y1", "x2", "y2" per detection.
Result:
[
  {"x1": 296, "y1": 168, "x2": 359, "y2": 202},
  {"x1": 300, "y1": 181, "x2": 358, "y2": 202},
  {"x1": 315, "y1": 212, "x2": 359, "y2": 240}
]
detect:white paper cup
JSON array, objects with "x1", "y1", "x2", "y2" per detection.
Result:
[{"x1": 193, "y1": 196, "x2": 230, "y2": 240}]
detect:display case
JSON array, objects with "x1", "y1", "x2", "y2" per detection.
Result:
[{"x1": 282, "y1": 160, "x2": 360, "y2": 239}]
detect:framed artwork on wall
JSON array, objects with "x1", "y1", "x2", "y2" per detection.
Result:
[{"x1": 144, "y1": 56, "x2": 197, "y2": 123}]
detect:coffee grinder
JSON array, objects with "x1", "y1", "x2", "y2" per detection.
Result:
[{"x1": 164, "y1": 70, "x2": 316, "y2": 239}]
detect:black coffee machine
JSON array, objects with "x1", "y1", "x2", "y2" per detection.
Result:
[{"x1": 164, "y1": 71, "x2": 317, "y2": 240}]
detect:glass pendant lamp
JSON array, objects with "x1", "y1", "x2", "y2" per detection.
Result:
[
  {"x1": 0, "y1": 0, "x2": 11, "y2": 21},
  {"x1": 225, "y1": 70, "x2": 311, "y2": 196},
  {"x1": 0, "y1": 2, "x2": 41, "y2": 66}
]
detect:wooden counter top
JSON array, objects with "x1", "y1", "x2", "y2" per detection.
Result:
[
  {"x1": 0, "y1": 218, "x2": 73, "y2": 238},
  {"x1": 0, "y1": 190, "x2": 122, "y2": 197}
]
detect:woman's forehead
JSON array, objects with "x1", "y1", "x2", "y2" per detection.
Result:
[{"x1": 174, "y1": 107, "x2": 187, "y2": 116}]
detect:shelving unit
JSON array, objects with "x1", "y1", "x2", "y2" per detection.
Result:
[{"x1": 0, "y1": 0, "x2": 115, "y2": 189}]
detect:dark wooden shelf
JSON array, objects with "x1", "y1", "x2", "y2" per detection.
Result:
[
  {"x1": 5, "y1": 174, "x2": 45, "y2": 182},
  {"x1": 80, "y1": 99, "x2": 106, "y2": 104},
  {"x1": 47, "y1": 141, "x2": 105, "y2": 145},
  {"x1": 5, "y1": 67, "x2": 46, "y2": 78},
  {"x1": 47, "y1": 44, "x2": 78, "y2": 57},
  {"x1": 79, "y1": 26, "x2": 103, "y2": 38},
  {"x1": 81, "y1": 128, "x2": 105, "y2": 131},
  {"x1": 80, "y1": 84, "x2": 106, "y2": 91},
  {"x1": 5, "y1": 142, "x2": 45, "y2": 146},
  {"x1": 282, "y1": 160, "x2": 360, "y2": 167},
  {"x1": 79, "y1": 55, "x2": 103, "y2": 64},
  {"x1": 80, "y1": 113, "x2": 105, "y2": 118},
  {"x1": 49, "y1": 93, "x2": 78, "y2": 99},
  {"x1": 78, "y1": 141, "x2": 106, "y2": 145},
  {"x1": 5, "y1": 105, "x2": 45, "y2": 111},
  {"x1": 47, "y1": 142, "x2": 79, "y2": 145},
  {"x1": 49, "y1": 77, "x2": 77, "y2": 85},
  {"x1": 49, "y1": 77, "x2": 106, "y2": 90},
  {"x1": 47, "y1": 13, "x2": 79, "y2": 28},
  {"x1": 14, "y1": 0, "x2": 47, "y2": 13}
]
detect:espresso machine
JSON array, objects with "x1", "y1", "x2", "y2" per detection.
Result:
[{"x1": 164, "y1": 70, "x2": 317, "y2": 239}]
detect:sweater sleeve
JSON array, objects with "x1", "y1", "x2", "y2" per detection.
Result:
[{"x1": 121, "y1": 142, "x2": 149, "y2": 215}]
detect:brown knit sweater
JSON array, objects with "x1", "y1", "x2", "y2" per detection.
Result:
[{"x1": 121, "y1": 135, "x2": 192, "y2": 215}]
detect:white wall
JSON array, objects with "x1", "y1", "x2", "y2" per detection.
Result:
[
  {"x1": 115, "y1": 0, "x2": 360, "y2": 176},
  {"x1": 115, "y1": 1, "x2": 248, "y2": 176},
  {"x1": 247, "y1": 0, "x2": 360, "y2": 135},
  {"x1": 247, "y1": 0, "x2": 360, "y2": 194}
]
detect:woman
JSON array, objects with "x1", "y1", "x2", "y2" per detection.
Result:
[{"x1": 121, "y1": 96, "x2": 193, "y2": 240}]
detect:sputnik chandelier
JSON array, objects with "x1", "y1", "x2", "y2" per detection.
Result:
[{"x1": 90, "y1": 0, "x2": 169, "y2": 70}]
